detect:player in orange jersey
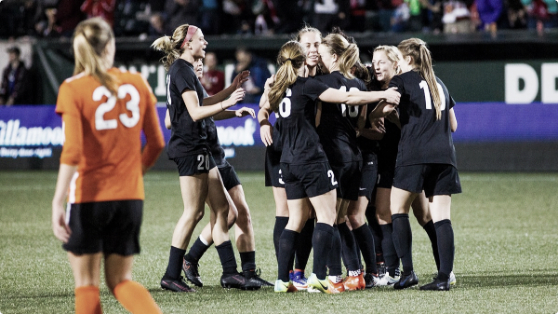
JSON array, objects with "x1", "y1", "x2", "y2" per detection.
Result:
[{"x1": 51, "y1": 18, "x2": 165, "y2": 314}]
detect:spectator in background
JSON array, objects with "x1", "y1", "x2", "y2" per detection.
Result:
[
  {"x1": 55, "y1": 0, "x2": 86, "y2": 37},
  {"x1": 504, "y1": 0, "x2": 527, "y2": 29},
  {"x1": 200, "y1": 0, "x2": 222, "y2": 35},
  {"x1": 253, "y1": 0, "x2": 279, "y2": 35},
  {"x1": 392, "y1": 0, "x2": 411, "y2": 31},
  {"x1": 81, "y1": 0, "x2": 117, "y2": 27},
  {"x1": 476, "y1": 0, "x2": 503, "y2": 34},
  {"x1": 442, "y1": 0, "x2": 473, "y2": 33},
  {"x1": 522, "y1": 0, "x2": 558, "y2": 32},
  {"x1": 232, "y1": 47, "x2": 270, "y2": 104},
  {"x1": 149, "y1": 12, "x2": 169, "y2": 37},
  {"x1": 274, "y1": 0, "x2": 305, "y2": 34},
  {"x1": 313, "y1": 0, "x2": 350, "y2": 34},
  {"x1": 165, "y1": 0, "x2": 201, "y2": 33},
  {"x1": 377, "y1": 0, "x2": 397, "y2": 32},
  {"x1": 201, "y1": 52, "x2": 225, "y2": 96},
  {"x1": 0, "y1": 47, "x2": 31, "y2": 106}
]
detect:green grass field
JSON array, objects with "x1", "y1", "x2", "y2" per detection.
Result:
[{"x1": 1, "y1": 171, "x2": 557, "y2": 314}]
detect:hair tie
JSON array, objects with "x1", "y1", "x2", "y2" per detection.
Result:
[{"x1": 180, "y1": 25, "x2": 199, "y2": 49}]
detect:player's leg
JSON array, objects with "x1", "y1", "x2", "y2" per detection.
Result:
[
  {"x1": 390, "y1": 186, "x2": 419, "y2": 289},
  {"x1": 105, "y1": 255, "x2": 162, "y2": 314},
  {"x1": 68, "y1": 253, "x2": 103, "y2": 314},
  {"x1": 161, "y1": 173, "x2": 207, "y2": 291},
  {"x1": 292, "y1": 199, "x2": 314, "y2": 289},
  {"x1": 411, "y1": 191, "x2": 440, "y2": 271}
]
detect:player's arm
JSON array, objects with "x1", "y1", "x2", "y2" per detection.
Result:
[
  {"x1": 214, "y1": 106, "x2": 255, "y2": 120},
  {"x1": 360, "y1": 117, "x2": 386, "y2": 140},
  {"x1": 165, "y1": 108, "x2": 171, "y2": 129},
  {"x1": 369, "y1": 99, "x2": 398, "y2": 119},
  {"x1": 318, "y1": 87, "x2": 400, "y2": 106},
  {"x1": 449, "y1": 108, "x2": 457, "y2": 132},
  {"x1": 257, "y1": 93, "x2": 274, "y2": 146},
  {"x1": 205, "y1": 70, "x2": 250, "y2": 106},
  {"x1": 183, "y1": 88, "x2": 244, "y2": 121},
  {"x1": 141, "y1": 99, "x2": 165, "y2": 174}
]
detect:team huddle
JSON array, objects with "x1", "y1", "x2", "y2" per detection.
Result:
[{"x1": 51, "y1": 16, "x2": 461, "y2": 314}]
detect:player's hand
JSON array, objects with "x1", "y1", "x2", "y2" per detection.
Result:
[
  {"x1": 52, "y1": 202, "x2": 71, "y2": 243},
  {"x1": 235, "y1": 107, "x2": 255, "y2": 118},
  {"x1": 260, "y1": 123, "x2": 273, "y2": 146},
  {"x1": 383, "y1": 87, "x2": 400, "y2": 105},
  {"x1": 370, "y1": 117, "x2": 386, "y2": 134},
  {"x1": 232, "y1": 71, "x2": 250, "y2": 89},
  {"x1": 222, "y1": 88, "x2": 245, "y2": 109}
]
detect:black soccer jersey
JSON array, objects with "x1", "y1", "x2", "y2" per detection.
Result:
[
  {"x1": 388, "y1": 71, "x2": 457, "y2": 167},
  {"x1": 166, "y1": 59, "x2": 208, "y2": 159},
  {"x1": 315, "y1": 71, "x2": 365, "y2": 165},
  {"x1": 357, "y1": 101, "x2": 381, "y2": 156},
  {"x1": 278, "y1": 77, "x2": 330, "y2": 165}
]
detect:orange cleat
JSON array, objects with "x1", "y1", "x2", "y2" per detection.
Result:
[
  {"x1": 328, "y1": 278, "x2": 346, "y2": 294},
  {"x1": 343, "y1": 275, "x2": 365, "y2": 291}
]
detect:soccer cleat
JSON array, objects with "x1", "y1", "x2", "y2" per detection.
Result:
[
  {"x1": 432, "y1": 271, "x2": 456, "y2": 285},
  {"x1": 307, "y1": 273, "x2": 332, "y2": 294},
  {"x1": 364, "y1": 273, "x2": 380, "y2": 289},
  {"x1": 220, "y1": 272, "x2": 247, "y2": 289},
  {"x1": 420, "y1": 277, "x2": 450, "y2": 291},
  {"x1": 291, "y1": 269, "x2": 309, "y2": 290},
  {"x1": 377, "y1": 268, "x2": 400, "y2": 287},
  {"x1": 182, "y1": 258, "x2": 203, "y2": 287},
  {"x1": 394, "y1": 270, "x2": 418, "y2": 290},
  {"x1": 343, "y1": 275, "x2": 365, "y2": 291},
  {"x1": 243, "y1": 269, "x2": 270, "y2": 290},
  {"x1": 274, "y1": 279, "x2": 297, "y2": 293},
  {"x1": 160, "y1": 276, "x2": 196, "y2": 292},
  {"x1": 328, "y1": 277, "x2": 346, "y2": 294}
]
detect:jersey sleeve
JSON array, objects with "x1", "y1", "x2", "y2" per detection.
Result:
[
  {"x1": 388, "y1": 75, "x2": 404, "y2": 95},
  {"x1": 174, "y1": 65, "x2": 198, "y2": 95},
  {"x1": 56, "y1": 82, "x2": 83, "y2": 165},
  {"x1": 304, "y1": 78, "x2": 330, "y2": 101}
]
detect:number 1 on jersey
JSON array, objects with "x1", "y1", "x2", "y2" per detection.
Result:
[{"x1": 419, "y1": 80, "x2": 446, "y2": 111}]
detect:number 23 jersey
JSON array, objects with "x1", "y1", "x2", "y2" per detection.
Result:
[
  {"x1": 389, "y1": 70, "x2": 457, "y2": 168},
  {"x1": 56, "y1": 68, "x2": 164, "y2": 203}
]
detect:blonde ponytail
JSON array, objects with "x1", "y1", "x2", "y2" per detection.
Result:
[
  {"x1": 268, "y1": 41, "x2": 306, "y2": 112},
  {"x1": 321, "y1": 33, "x2": 360, "y2": 80},
  {"x1": 151, "y1": 24, "x2": 192, "y2": 71},
  {"x1": 72, "y1": 17, "x2": 118, "y2": 95},
  {"x1": 398, "y1": 38, "x2": 442, "y2": 120}
]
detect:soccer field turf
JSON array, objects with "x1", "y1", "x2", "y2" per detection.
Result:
[{"x1": 1, "y1": 171, "x2": 557, "y2": 313}]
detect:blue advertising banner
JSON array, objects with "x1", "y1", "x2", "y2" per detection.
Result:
[{"x1": 1, "y1": 102, "x2": 557, "y2": 161}]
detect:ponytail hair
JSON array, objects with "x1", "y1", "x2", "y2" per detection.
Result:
[
  {"x1": 151, "y1": 24, "x2": 193, "y2": 71},
  {"x1": 268, "y1": 41, "x2": 306, "y2": 112},
  {"x1": 321, "y1": 33, "x2": 359, "y2": 80},
  {"x1": 72, "y1": 17, "x2": 118, "y2": 95},
  {"x1": 398, "y1": 38, "x2": 442, "y2": 120}
]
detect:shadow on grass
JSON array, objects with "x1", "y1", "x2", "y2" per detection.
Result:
[{"x1": 455, "y1": 271, "x2": 558, "y2": 288}]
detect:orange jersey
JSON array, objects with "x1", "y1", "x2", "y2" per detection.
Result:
[{"x1": 56, "y1": 68, "x2": 165, "y2": 204}]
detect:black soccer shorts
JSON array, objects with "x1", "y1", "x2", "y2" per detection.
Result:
[
  {"x1": 264, "y1": 147, "x2": 285, "y2": 188},
  {"x1": 330, "y1": 160, "x2": 362, "y2": 201},
  {"x1": 174, "y1": 152, "x2": 216, "y2": 176},
  {"x1": 393, "y1": 163, "x2": 462, "y2": 197},
  {"x1": 218, "y1": 161, "x2": 242, "y2": 191},
  {"x1": 358, "y1": 154, "x2": 378, "y2": 200},
  {"x1": 281, "y1": 161, "x2": 338, "y2": 200},
  {"x1": 63, "y1": 200, "x2": 143, "y2": 256}
]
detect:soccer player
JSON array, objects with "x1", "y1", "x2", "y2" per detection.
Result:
[
  {"x1": 51, "y1": 17, "x2": 165, "y2": 314},
  {"x1": 152, "y1": 24, "x2": 249, "y2": 292},
  {"x1": 315, "y1": 31, "x2": 378, "y2": 291},
  {"x1": 166, "y1": 58, "x2": 271, "y2": 289},
  {"x1": 261, "y1": 40, "x2": 400, "y2": 293},
  {"x1": 259, "y1": 25, "x2": 323, "y2": 291},
  {"x1": 371, "y1": 38, "x2": 461, "y2": 291}
]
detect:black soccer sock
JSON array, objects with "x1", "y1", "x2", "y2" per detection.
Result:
[
  {"x1": 240, "y1": 251, "x2": 256, "y2": 272},
  {"x1": 312, "y1": 223, "x2": 334, "y2": 279},
  {"x1": 423, "y1": 220, "x2": 441, "y2": 271},
  {"x1": 215, "y1": 241, "x2": 238, "y2": 275},
  {"x1": 338, "y1": 222, "x2": 360, "y2": 274},
  {"x1": 277, "y1": 229, "x2": 298, "y2": 282},
  {"x1": 366, "y1": 204, "x2": 384, "y2": 264},
  {"x1": 434, "y1": 219, "x2": 455, "y2": 281},
  {"x1": 353, "y1": 224, "x2": 378, "y2": 274},
  {"x1": 380, "y1": 224, "x2": 399, "y2": 277},
  {"x1": 392, "y1": 214, "x2": 413, "y2": 275},
  {"x1": 184, "y1": 237, "x2": 210, "y2": 264},
  {"x1": 273, "y1": 216, "x2": 289, "y2": 264},
  {"x1": 294, "y1": 218, "x2": 314, "y2": 271},
  {"x1": 327, "y1": 225, "x2": 343, "y2": 276},
  {"x1": 163, "y1": 246, "x2": 186, "y2": 280}
]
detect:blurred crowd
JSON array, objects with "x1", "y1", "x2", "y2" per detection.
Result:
[{"x1": 1, "y1": 0, "x2": 557, "y2": 40}]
